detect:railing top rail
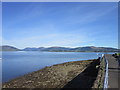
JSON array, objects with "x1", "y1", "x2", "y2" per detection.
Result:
[{"x1": 103, "y1": 54, "x2": 108, "y2": 90}]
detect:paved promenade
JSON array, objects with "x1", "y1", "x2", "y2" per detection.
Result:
[{"x1": 105, "y1": 54, "x2": 120, "y2": 89}]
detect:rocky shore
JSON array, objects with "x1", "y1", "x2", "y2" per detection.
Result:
[{"x1": 3, "y1": 59, "x2": 100, "y2": 89}]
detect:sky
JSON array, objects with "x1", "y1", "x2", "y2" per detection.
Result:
[{"x1": 2, "y1": 2, "x2": 118, "y2": 49}]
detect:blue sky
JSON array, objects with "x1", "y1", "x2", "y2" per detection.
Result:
[{"x1": 2, "y1": 2, "x2": 118, "y2": 49}]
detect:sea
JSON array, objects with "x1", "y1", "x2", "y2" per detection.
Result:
[{"x1": 1, "y1": 51, "x2": 114, "y2": 82}]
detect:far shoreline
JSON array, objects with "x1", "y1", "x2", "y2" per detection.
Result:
[{"x1": 1, "y1": 51, "x2": 117, "y2": 53}]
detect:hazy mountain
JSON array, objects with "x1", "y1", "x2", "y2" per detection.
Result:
[
  {"x1": 38, "y1": 47, "x2": 46, "y2": 51},
  {"x1": 1, "y1": 45, "x2": 119, "y2": 52},
  {"x1": 23, "y1": 47, "x2": 45, "y2": 51},
  {"x1": 23, "y1": 47, "x2": 39, "y2": 51},
  {"x1": 0, "y1": 45, "x2": 20, "y2": 51},
  {"x1": 42, "y1": 47, "x2": 72, "y2": 51}
]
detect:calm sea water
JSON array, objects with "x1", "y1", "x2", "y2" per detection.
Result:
[{"x1": 2, "y1": 51, "x2": 114, "y2": 82}]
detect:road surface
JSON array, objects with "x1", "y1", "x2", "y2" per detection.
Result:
[{"x1": 105, "y1": 54, "x2": 120, "y2": 89}]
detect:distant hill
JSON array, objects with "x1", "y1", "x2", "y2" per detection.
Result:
[
  {"x1": 41, "y1": 47, "x2": 71, "y2": 52},
  {"x1": 71, "y1": 46, "x2": 118, "y2": 52},
  {"x1": 23, "y1": 47, "x2": 40, "y2": 51},
  {"x1": 1, "y1": 45, "x2": 119, "y2": 52},
  {"x1": 0, "y1": 45, "x2": 20, "y2": 51},
  {"x1": 23, "y1": 47, "x2": 45, "y2": 51}
]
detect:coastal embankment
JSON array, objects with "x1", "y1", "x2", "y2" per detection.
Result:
[{"x1": 3, "y1": 58, "x2": 101, "y2": 89}]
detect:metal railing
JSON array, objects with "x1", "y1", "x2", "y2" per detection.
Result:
[{"x1": 103, "y1": 55, "x2": 108, "y2": 90}]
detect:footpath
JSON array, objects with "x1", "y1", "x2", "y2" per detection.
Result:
[{"x1": 105, "y1": 54, "x2": 120, "y2": 89}]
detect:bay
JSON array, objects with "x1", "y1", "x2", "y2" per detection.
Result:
[{"x1": 2, "y1": 51, "x2": 114, "y2": 82}]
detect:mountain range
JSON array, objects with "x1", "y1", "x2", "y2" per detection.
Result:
[{"x1": 0, "y1": 45, "x2": 119, "y2": 52}]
